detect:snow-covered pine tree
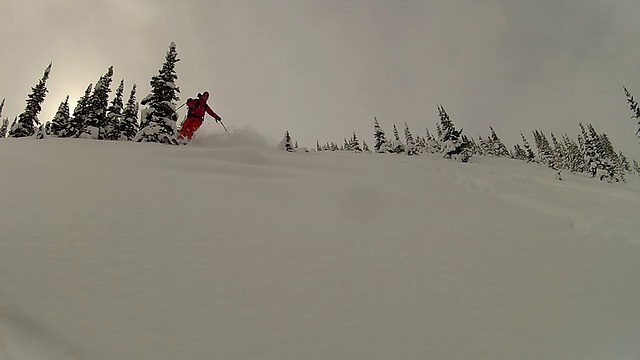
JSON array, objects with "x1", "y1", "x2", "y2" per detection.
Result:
[
  {"x1": 278, "y1": 131, "x2": 294, "y2": 152},
  {"x1": 467, "y1": 136, "x2": 482, "y2": 155},
  {"x1": 550, "y1": 133, "x2": 566, "y2": 170},
  {"x1": 562, "y1": 134, "x2": 584, "y2": 173},
  {"x1": 362, "y1": 140, "x2": 371, "y2": 152},
  {"x1": 520, "y1": 132, "x2": 535, "y2": 162},
  {"x1": 64, "y1": 84, "x2": 92, "y2": 138},
  {"x1": 488, "y1": 127, "x2": 510, "y2": 157},
  {"x1": 599, "y1": 132, "x2": 624, "y2": 182},
  {"x1": 581, "y1": 123, "x2": 618, "y2": 182},
  {"x1": 119, "y1": 84, "x2": 139, "y2": 140},
  {"x1": 533, "y1": 130, "x2": 560, "y2": 171},
  {"x1": 343, "y1": 137, "x2": 351, "y2": 151},
  {"x1": 580, "y1": 123, "x2": 598, "y2": 177},
  {"x1": 105, "y1": 79, "x2": 125, "y2": 140},
  {"x1": 9, "y1": 63, "x2": 52, "y2": 138},
  {"x1": 618, "y1": 151, "x2": 631, "y2": 174},
  {"x1": 404, "y1": 122, "x2": 417, "y2": 155},
  {"x1": 512, "y1": 144, "x2": 527, "y2": 160},
  {"x1": 623, "y1": 86, "x2": 640, "y2": 142},
  {"x1": 0, "y1": 118, "x2": 8, "y2": 138},
  {"x1": 350, "y1": 132, "x2": 362, "y2": 152},
  {"x1": 477, "y1": 135, "x2": 489, "y2": 155},
  {"x1": 414, "y1": 135, "x2": 426, "y2": 153},
  {"x1": 437, "y1": 105, "x2": 470, "y2": 161},
  {"x1": 390, "y1": 124, "x2": 405, "y2": 153},
  {"x1": 633, "y1": 159, "x2": 640, "y2": 175},
  {"x1": 425, "y1": 127, "x2": 440, "y2": 153},
  {"x1": 0, "y1": 99, "x2": 6, "y2": 138},
  {"x1": 373, "y1": 116, "x2": 389, "y2": 153},
  {"x1": 34, "y1": 123, "x2": 46, "y2": 139},
  {"x1": 49, "y1": 96, "x2": 70, "y2": 137},
  {"x1": 81, "y1": 66, "x2": 114, "y2": 139},
  {"x1": 135, "y1": 42, "x2": 181, "y2": 144},
  {"x1": 316, "y1": 141, "x2": 322, "y2": 152}
]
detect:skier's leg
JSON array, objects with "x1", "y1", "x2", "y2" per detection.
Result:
[{"x1": 180, "y1": 118, "x2": 197, "y2": 139}]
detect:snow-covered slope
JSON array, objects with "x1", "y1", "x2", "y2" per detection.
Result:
[{"x1": 1, "y1": 130, "x2": 639, "y2": 360}]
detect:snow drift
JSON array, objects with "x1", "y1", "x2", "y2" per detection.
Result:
[{"x1": 0, "y1": 136, "x2": 639, "y2": 360}]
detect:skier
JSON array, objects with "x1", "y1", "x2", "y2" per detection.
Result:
[{"x1": 177, "y1": 91, "x2": 222, "y2": 141}]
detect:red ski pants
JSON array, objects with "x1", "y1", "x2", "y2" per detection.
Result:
[{"x1": 178, "y1": 117, "x2": 203, "y2": 140}]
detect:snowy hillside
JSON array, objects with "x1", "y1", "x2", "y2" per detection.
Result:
[{"x1": 1, "y1": 129, "x2": 639, "y2": 360}]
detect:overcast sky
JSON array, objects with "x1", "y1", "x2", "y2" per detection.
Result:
[{"x1": 1, "y1": 0, "x2": 640, "y2": 158}]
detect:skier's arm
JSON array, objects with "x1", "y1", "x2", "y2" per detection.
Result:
[{"x1": 205, "y1": 104, "x2": 221, "y2": 121}]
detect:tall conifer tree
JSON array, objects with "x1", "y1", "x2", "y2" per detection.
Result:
[
  {"x1": 120, "y1": 84, "x2": 139, "y2": 140},
  {"x1": 49, "y1": 96, "x2": 70, "y2": 136},
  {"x1": 81, "y1": 66, "x2": 114, "y2": 139},
  {"x1": 65, "y1": 84, "x2": 93, "y2": 138},
  {"x1": 135, "y1": 42, "x2": 181, "y2": 144},
  {"x1": 106, "y1": 79, "x2": 125, "y2": 140},
  {"x1": 9, "y1": 63, "x2": 52, "y2": 138}
]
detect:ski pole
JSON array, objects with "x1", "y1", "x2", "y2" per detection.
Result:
[
  {"x1": 219, "y1": 119, "x2": 229, "y2": 133},
  {"x1": 176, "y1": 102, "x2": 186, "y2": 111}
]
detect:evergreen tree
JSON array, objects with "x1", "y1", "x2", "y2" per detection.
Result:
[
  {"x1": 105, "y1": 79, "x2": 125, "y2": 140},
  {"x1": 404, "y1": 122, "x2": 417, "y2": 155},
  {"x1": 550, "y1": 133, "x2": 566, "y2": 170},
  {"x1": 414, "y1": 135, "x2": 427, "y2": 153},
  {"x1": 373, "y1": 116, "x2": 389, "y2": 153},
  {"x1": 362, "y1": 140, "x2": 371, "y2": 152},
  {"x1": 49, "y1": 96, "x2": 70, "y2": 136},
  {"x1": 9, "y1": 63, "x2": 52, "y2": 138},
  {"x1": 0, "y1": 99, "x2": 6, "y2": 138},
  {"x1": 80, "y1": 66, "x2": 114, "y2": 139},
  {"x1": 437, "y1": 105, "x2": 470, "y2": 161},
  {"x1": 390, "y1": 124, "x2": 405, "y2": 153},
  {"x1": 65, "y1": 84, "x2": 93, "y2": 138},
  {"x1": 342, "y1": 137, "x2": 351, "y2": 151},
  {"x1": 350, "y1": 132, "x2": 362, "y2": 152},
  {"x1": 562, "y1": 134, "x2": 584, "y2": 173},
  {"x1": 512, "y1": 144, "x2": 528, "y2": 160},
  {"x1": 633, "y1": 159, "x2": 640, "y2": 175},
  {"x1": 278, "y1": 131, "x2": 294, "y2": 151},
  {"x1": 34, "y1": 124, "x2": 46, "y2": 139},
  {"x1": 423, "y1": 128, "x2": 438, "y2": 153},
  {"x1": 0, "y1": 118, "x2": 8, "y2": 138},
  {"x1": 520, "y1": 132, "x2": 535, "y2": 162},
  {"x1": 120, "y1": 84, "x2": 139, "y2": 140},
  {"x1": 581, "y1": 123, "x2": 620, "y2": 182},
  {"x1": 618, "y1": 151, "x2": 631, "y2": 174},
  {"x1": 468, "y1": 136, "x2": 482, "y2": 155},
  {"x1": 330, "y1": 142, "x2": 338, "y2": 151},
  {"x1": 316, "y1": 141, "x2": 322, "y2": 152},
  {"x1": 623, "y1": 86, "x2": 640, "y2": 142},
  {"x1": 488, "y1": 127, "x2": 510, "y2": 157},
  {"x1": 532, "y1": 130, "x2": 557, "y2": 169},
  {"x1": 599, "y1": 132, "x2": 624, "y2": 182},
  {"x1": 135, "y1": 42, "x2": 181, "y2": 144},
  {"x1": 477, "y1": 135, "x2": 489, "y2": 155}
]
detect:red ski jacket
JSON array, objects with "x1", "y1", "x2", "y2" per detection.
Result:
[{"x1": 186, "y1": 97, "x2": 220, "y2": 121}]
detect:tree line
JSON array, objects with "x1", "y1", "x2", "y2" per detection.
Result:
[
  {"x1": 0, "y1": 42, "x2": 181, "y2": 144},
  {"x1": 290, "y1": 103, "x2": 640, "y2": 183}
]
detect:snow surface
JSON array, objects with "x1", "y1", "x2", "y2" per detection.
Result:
[{"x1": 1, "y1": 127, "x2": 639, "y2": 360}]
